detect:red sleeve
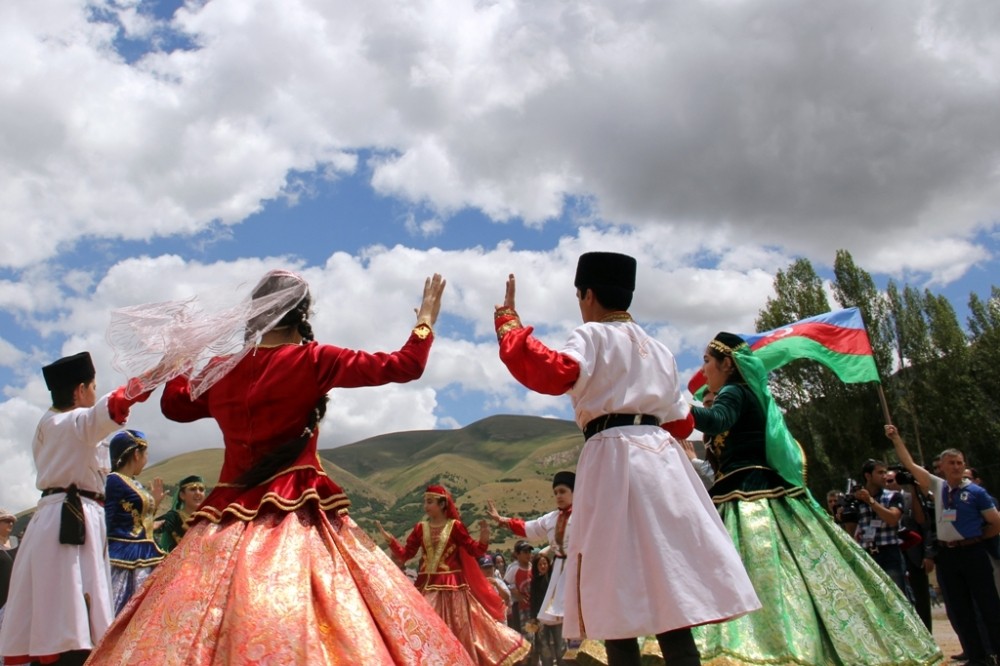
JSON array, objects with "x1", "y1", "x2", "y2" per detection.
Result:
[
  {"x1": 507, "y1": 518, "x2": 527, "y2": 537},
  {"x1": 662, "y1": 413, "x2": 695, "y2": 439},
  {"x1": 389, "y1": 522, "x2": 423, "y2": 563},
  {"x1": 450, "y1": 520, "x2": 488, "y2": 558},
  {"x1": 497, "y1": 324, "x2": 580, "y2": 396},
  {"x1": 107, "y1": 383, "x2": 154, "y2": 425},
  {"x1": 313, "y1": 331, "x2": 432, "y2": 391},
  {"x1": 160, "y1": 376, "x2": 211, "y2": 423}
]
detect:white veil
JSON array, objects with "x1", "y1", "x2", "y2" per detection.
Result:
[{"x1": 107, "y1": 270, "x2": 310, "y2": 400}]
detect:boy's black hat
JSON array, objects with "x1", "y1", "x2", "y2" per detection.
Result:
[
  {"x1": 552, "y1": 471, "x2": 576, "y2": 491},
  {"x1": 42, "y1": 352, "x2": 95, "y2": 391}
]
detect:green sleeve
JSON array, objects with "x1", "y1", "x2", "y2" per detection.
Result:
[
  {"x1": 155, "y1": 511, "x2": 182, "y2": 552},
  {"x1": 691, "y1": 384, "x2": 744, "y2": 433}
]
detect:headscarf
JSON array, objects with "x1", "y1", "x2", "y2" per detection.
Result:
[
  {"x1": 107, "y1": 269, "x2": 310, "y2": 400},
  {"x1": 172, "y1": 474, "x2": 205, "y2": 512},
  {"x1": 424, "y1": 485, "x2": 507, "y2": 622},
  {"x1": 712, "y1": 332, "x2": 807, "y2": 489}
]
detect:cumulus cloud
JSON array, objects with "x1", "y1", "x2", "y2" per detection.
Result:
[{"x1": 0, "y1": 0, "x2": 998, "y2": 277}]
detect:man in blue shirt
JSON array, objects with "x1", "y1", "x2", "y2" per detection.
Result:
[{"x1": 887, "y1": 424, "x2": 1000, "y2": 666}]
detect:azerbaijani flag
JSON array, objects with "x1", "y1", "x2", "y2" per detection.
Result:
[{"x1": 688, "y1": 307, "x2": 881, "y2": 398}]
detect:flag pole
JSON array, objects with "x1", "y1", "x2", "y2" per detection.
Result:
[{"x1": 876, "y1": 384, "x2": 892, "y2": 425}]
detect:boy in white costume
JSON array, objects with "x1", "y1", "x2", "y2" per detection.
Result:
[
  {"x1": 488, "y1": 470, "x2": 575, "y2": 627},
  {"x1": 0, "y1": 352, "x2": 149, "y2": 666},
  {"x1": 493, "y1": 252, "x2": 759, "y2": 666}
]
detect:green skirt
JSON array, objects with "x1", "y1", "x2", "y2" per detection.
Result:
[{"x1": 576, "y1": 491, "x2": 942, "y2": 666}]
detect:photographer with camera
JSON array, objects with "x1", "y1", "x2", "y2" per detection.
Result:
[
  {"x1": 837, "y1": 480, "x2": 864, "y2": 536},
  {"x1": 853, "y1": 459, "x2": 907, "y2": 593}
]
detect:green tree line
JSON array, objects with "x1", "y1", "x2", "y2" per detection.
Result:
[{"x1": 754, "y1": 250, "x2": 1000, "y2": 497}]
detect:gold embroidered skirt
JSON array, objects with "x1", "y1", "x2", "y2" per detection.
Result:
[
  {"x1": 87, "y1": 506, "x2": 479, "y2": 665},
  {"x1": 422, "y1": 586, "x2": 528, "y2": 666}
]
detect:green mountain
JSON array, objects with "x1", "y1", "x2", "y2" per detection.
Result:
[{"x1": 135, "y1": 414, "x2": 582, "y2": 550}]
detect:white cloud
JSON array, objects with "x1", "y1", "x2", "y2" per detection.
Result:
[
  {"x1": 0, "y1": 397, "x2": 45, "y2": 512},
  {"x1": 0, "y1": 1, "x2": 997, "y2": 279}
]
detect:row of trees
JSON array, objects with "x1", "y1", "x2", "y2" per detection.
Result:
[{"x1": 755, "y1": 249, "x2": 999, "y2": 496}]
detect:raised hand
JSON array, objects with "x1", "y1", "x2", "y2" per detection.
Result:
[
  {"x1": 416, "y1": 274, "x2": 447, "y2": 328},
  {"x1": 496, "y1": 274, "x2": 516, "y2": 312},
  {"x1": 485, "y1": 499, "x2": 504, "y2": 525},
  {"x1": 679, "y1": 440, "x2": 698, "y2": 462},
  {"x1": 151, "y1": 478, "x2": 167, "y2": 508},
  {"x1": 375, "y1": 520, "x2": 394, "y2": 544},
  {"x1": 478, "y1": 519, "x2": 490, "y2": 542}
]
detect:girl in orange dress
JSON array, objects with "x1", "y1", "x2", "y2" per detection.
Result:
[
  {"x1": 88, "y1": 270, "x2": 476, "y2": 665},
  {"x1": 379, "y1": 486, "x2": 529, "y2": 666}
]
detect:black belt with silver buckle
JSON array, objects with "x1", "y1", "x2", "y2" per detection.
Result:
[
  {"x1": 42, "y1": 487, "x2": 106, "y2": 504},
  {"x1": 583, "y1": 413, "x2": 659, "y2": 440}
]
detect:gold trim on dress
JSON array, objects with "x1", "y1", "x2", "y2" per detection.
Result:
[
  {"x1": 111, "y1": 472, "x2": 159, "y2": 544},
  {"x1": 712, "y1": 485, "x2": 807, "y2": 504},
  {"x1": 192, "y1": 489, "x2": 351, "y2": 523},
  {"x1": 213, "y1": 463, "x2": 329, "y2": 488},
  {"x1": 715, "y1": 464, "x2": 772, "y2": 482},
  {"x1": 496, "y1": 319, "x2": 523, "y2": 341},
  {"x1": 109, "y1": 555, "x2": 166, "y2": 569},
  {"x1": 421, "y1": 519, "x2": 455, "y2": 575}
]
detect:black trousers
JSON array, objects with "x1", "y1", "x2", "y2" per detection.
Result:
[
  {"x1": 32, "y1": 651, "x2": 90, "y2": 666},
  {"x1": 905, "y1": 553, "x2": 932, "y2": 630},
  {"x1": 936, "y1": 543, "x2": 1000, "y2": 659},
  {"x1": 604, "y1": 627, "x2": 700, "y2": 666}
]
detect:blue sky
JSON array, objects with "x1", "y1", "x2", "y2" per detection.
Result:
[{"x1": 1, "y1": 0, "x2": 998, "y2": 512}]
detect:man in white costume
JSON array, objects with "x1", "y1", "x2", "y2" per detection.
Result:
[
  {"x1": 493, "y1": 252, "x2": 759, "y2": 666},
  {"x1": 0, "y1": 352, "x2": 149, "y2": 666}
]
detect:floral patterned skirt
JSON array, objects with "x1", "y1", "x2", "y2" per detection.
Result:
[
  {"x1": 575, "y1": 493, "x2": 943, "y2": 666},
  {"x1": 87, "y1": 506, "x2": 478, "y2": 665},
  {"x1": 422, "y1": 587, "x2": 528, "y2": 666}
]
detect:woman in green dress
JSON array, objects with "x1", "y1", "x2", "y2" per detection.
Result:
[
  {"x1": 154, "y1": 475, "x2": 206, "y2": 553},
  {"x1": 576, "y1": 331, "x2": 942, "y2": 666},
  {"x1": 688, "y1": 332, "x2": 940, "y2": 666}
]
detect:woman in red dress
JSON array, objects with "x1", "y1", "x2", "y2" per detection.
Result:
[
  {"x1": 88, "y1": 270, "x2": 476, "y2": 665},
  {"x1": 378, "y1": 486, "x2": 528, "y2": 666}
]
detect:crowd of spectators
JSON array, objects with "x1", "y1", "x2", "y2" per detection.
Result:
[{"x1": 826, "y1": 431, "x2": 1000, "y2": 666}]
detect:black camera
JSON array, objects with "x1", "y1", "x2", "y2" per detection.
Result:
[
  {"x1": 887, "y1": 464, "x2": 915, "y2": 486},
  {"x1": 837, "y1": 479, "x2": 863, "y2": 524}
]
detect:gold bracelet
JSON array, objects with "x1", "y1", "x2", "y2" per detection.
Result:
[
  {"x1": 412, "y1": 323, "x2": 433, "y2": 340},
  {"x1": 496, "y1": 319, "x2": 522, "y2": 342}
]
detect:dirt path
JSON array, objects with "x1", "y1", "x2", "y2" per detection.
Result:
[{"x1": 932, "y1": 604, "x2": 963, "y2": 664}]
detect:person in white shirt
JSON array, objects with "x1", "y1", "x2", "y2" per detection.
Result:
[{"x1": 0, "y1": 352, "x2": 149, "y2": 666}]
